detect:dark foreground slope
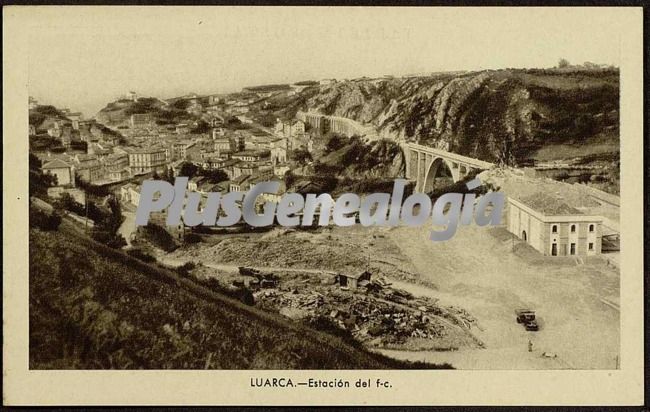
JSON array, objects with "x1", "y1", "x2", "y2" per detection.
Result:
[{"x1": 29, "y1": 221, "x2": 448, "y2": 369}]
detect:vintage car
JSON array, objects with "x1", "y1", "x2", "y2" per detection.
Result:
[{"x1": 515, "y1": 309, "x2": 539, "y2": 331}]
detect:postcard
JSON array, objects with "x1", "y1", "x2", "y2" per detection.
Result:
[{"x1": 3, "y1": 5, "x2": 644, "y2": 406}]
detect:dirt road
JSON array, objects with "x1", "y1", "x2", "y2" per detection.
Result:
[
  {"x1": 157, "y1": 255, "x2": 337, "y2": 277},
  {"x1": 383, "y1": 223, "x2": 620, "y2": 369}
]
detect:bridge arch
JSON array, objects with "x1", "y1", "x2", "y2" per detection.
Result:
[
  {"x1": 423, "y1": 157, "x2": 459, "y2": 193},
  {"x1": 401, "y1": 142, "x2": 494, "y2": 192}
]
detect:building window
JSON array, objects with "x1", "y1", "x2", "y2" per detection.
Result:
[
  {"x1": 589, "y1": 224, "x2": 594, "y2": 232},
  {"x1": 570, "y1": 243, "x2": 576, "y2": 255},
  {"x1": 589, "y1": 242, "x2": 594, "y2": 251},
  {"x1": 552, "y1": 225, "x2": 558, "y2": 233},
  {"x1": 551, "y1": 243, "x2": 557, "y2": 256},
  {"x1": 570, "y1": 224, "x2": 576, "y2": 233}
]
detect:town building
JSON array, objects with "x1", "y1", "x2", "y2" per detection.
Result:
[
  {"x1": 232, "y1": 161, "x2": 259, "y2": 179},
  {"x1": 130, "y1": 113, "x2": 152, "y2": 128},
  {"x1": 507, "y1": 193, "x2": 603, "y2": 257},
  {"x1": 273, "y1": 164, "x2": 290, "y2": 177},
  {"x1": 231, "y1": 150, "x2": 269, "y2": 162},
  {"x1": 103, "y1": 152, "x2": 129, "y2": 172},
  {"x1": 66, "y1": 112, "x2": 82, "y2": 130},
  {"x1": 172, "y1": 140, "x2": 197, "y2": 161},
  {"x1": 275, "y1": 118, "x2": 305, "y2": 139},
  {"x1": 126, "y1": 146, "x2": 168, "y2": 175},
  {"x1": 213, "y1": 136, "x2": 234, "y2": 154},
  {"x1": 125, "y1": 91, "x2": 138, "y2": 102},
  {"x1": 41, "y1": 158, "x2": 75, "y2": 187},
  {"x1": 229, "y1": 174, "x2": 252, "y2": 192},
  {"x1": 220, "y1": 159, "x2": 240, "y2": 179},
  {"x1": 175, "y1": 123, "x2": 190, "y2": 134},
  {"x1": 188, "y1": 176, "x2": 206, "y2": 192},
  {"x1": 212, "y1": 127, "x2": 226, "y2": 138},
  {"x1": 270, "y1": 146, "x2": 287, "y2": 164},
  {"x1": 201, "y1": 156, "x2": 228, "y2": 170},
  {"x1": 74, "y1": 155, "x2": 104, "y2": 183},
  {"x1": 120, "y1": 183, "x2": 141, "y2": 206},
  {"x1": 208, "y1": 95, "x2": 222, "y2": 106}
]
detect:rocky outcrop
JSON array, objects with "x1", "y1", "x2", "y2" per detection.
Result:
[{"x1": 296, "y1": 69, "x2": 619, "y2": 166}]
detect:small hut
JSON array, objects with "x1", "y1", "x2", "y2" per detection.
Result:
[{"x1": 337, "y1": 271, "x2": 372, "y2": 289}]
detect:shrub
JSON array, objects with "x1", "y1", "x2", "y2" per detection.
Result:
[
  {"x1": 126, "y1": 248, "x2": 157, "y2": 263},
  {"x1": 29, "y1": 207, "x2": 61, "y2": 231},
  {"x1": 140, "y1": 224, "x2": 179, "y2": 252},
  {"x1": 184, "y1": 233, "x2": 202, "y2": 244},
  {"x1": 176, "y1": 262, "x2": 197, "y2": 277}
]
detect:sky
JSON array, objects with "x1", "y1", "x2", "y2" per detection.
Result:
[{"x1": 21, "y1": 6, "x2": 623, "y2": 118}]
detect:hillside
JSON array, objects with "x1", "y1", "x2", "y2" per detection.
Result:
[
  {"x1": 29, "y1": 105, "x2": 74, "y2": 133},
  {"x1": 95, "y1": 97, "x2": 192, "y2": 126},
  {"x1": 274, "y1": 68, "x2": 619, "y2": 168},
  {"x1": 29, "y1": 218, "x2": 447, "y2": 369}
]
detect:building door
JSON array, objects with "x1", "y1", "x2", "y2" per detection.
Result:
[
  {"x1": 522, "y1": 230, "x2": 527, "y2": 242},
  {"x1": 551, "y1": 243, "x2": 557, "y2": 256},
  {"x1": 570, "y1": 243, "x2": 576, "y2": 255}
]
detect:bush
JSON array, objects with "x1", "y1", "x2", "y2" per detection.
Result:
[
  {"x1": 140, "y1": 224, "x2": 179, "y2": 252},
  {"x1": 29, "y1": 207, "x2": 62, "y2": 231},
  {"x1": 176, "y1": 262, "x2": 197, "y2": 277},
  {"x1": 126, "y1": 248, "x2": 157, "y2": 263},
  {"x1": 184, "y1": 233, "x2": 202, "y2": 244}
]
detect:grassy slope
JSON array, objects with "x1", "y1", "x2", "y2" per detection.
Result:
[{"x1": 29, "y1": 221, "x2": 449, "y2": 369}]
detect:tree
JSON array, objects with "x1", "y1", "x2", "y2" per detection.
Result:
[
  {"x1": 163, "y1": 166, "x2": 175, "y2": 184},
  {"x1": 557, "y1": 58, "x2": 570, "y2": 68},
  {"x1": 283, "y1": 170, "x2": 296, "y2": 188},
  {"x1": 29, "y1": 154, "x2": 57, "y2": 196},
  {"x1": 178, "y1": 162, "x2": 200, "y2": 178},
  {"x1": 91, "y1": 195, "x2": 127, "y2": 248},
  {"x1": 325, "y1": 133, "x2": 346, "y2": 153},
  {"x1": 191, "y1": 120, "x2": 211, "y2": 134},
  {"x1": 202, "y1": 168, "x2": 228, "y2": 184},
  {"x1": 54, "y1": 192, "x2": 84, "y2": 215},
  {"x1": 291, "y1": 147, "x2": 312, "y2": 166}
]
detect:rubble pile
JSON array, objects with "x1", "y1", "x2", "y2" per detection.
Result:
[{"x1": 250, "y1": 276, "x2": 480, "y2": 349}]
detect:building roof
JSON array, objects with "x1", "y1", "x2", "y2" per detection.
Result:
[
  {"x1": 516, "y1": 192, "x2": 583, "y2": 216},
  {"x1": 125, "y1": 146, "x2": 166, "y2": 154},
  {"x1": 342, "y1": 270, "x2": 372, "y2": 280},
  {"x1": 231, "y1": 174, "x2": 252, "y2": 185},
  {"x1": 42, "y1": 159, "x2": 72, "y2": 169},
  {"x1": 235, "y1": 162, "x2": 259, "y2": 170}
]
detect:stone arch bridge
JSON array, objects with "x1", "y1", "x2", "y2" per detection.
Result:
[{"x1": 402, "y1": 142, "x2": 494, "y2": 192}]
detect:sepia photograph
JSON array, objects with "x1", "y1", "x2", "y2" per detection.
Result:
[{"x1": 3, "y1": 5, "x2": 645, "y2": 406}]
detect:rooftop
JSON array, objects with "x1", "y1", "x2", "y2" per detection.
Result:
[
  {"x1": 231, "y1": 174, "x2": 252, "y2": 185},
  {"x1": 42, "y1": 159, "x2": 72, "y2": 169},
  {"x1": 516, "y1": 192, "x2": 583, "y2": 216}
]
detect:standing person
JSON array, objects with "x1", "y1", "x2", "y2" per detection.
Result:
[{"x1": 528, "y1": 339, "x2": 533, "y2": 352}]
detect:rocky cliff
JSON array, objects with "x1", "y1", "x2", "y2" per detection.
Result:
[{"x1": 288, "y1": 68, "x2": 619, "y2": 167}]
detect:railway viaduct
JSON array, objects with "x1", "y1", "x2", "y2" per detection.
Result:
[
  {"x1": 296, "y1": 111, "x2": 494, "y2": 193},
  {"x1": 402, "y1": 142, "x2": 494, "y2": 192}
]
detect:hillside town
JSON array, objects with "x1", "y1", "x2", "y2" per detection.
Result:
[{"x1": 29, "y1": 71, "x2": 621, "y2": 370}]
